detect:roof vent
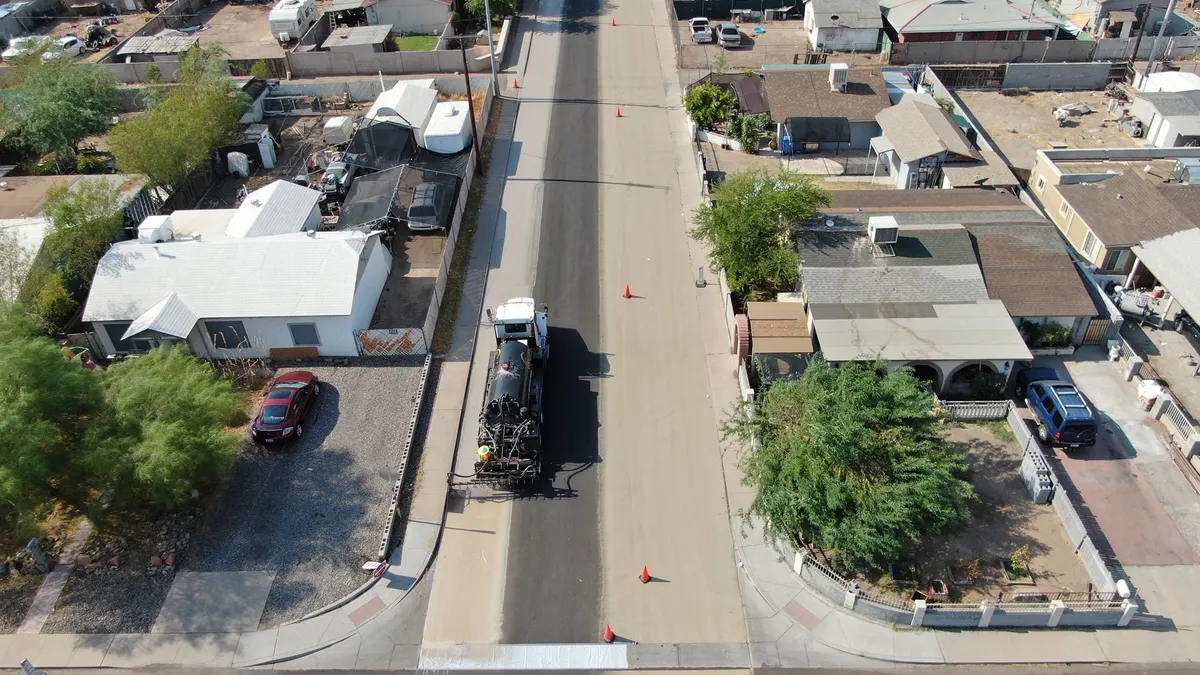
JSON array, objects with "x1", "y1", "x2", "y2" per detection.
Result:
[
  {"x1": 250, "y1": 198, "x2": 262, "y2": 207},
  {"x1": 1116, "y1": 193, "x2": 1124, "y2": 199},
  {"x1": 829, "y1": 63, "x2": 849, "y2": 93}
]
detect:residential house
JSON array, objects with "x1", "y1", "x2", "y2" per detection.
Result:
[
  {"x1": 1128, "y1": 90, "x2": 1200, "y2": 148},
  {"x1": 870, "y1": 98, "x2": 982, "y2": 188},
  {"x1": 82, "y1": 180, "x2": 388, "y2": 359},
  {"x1": 818, "y1": 190, "x2": 1100, "y2": 346},
  {"x1": 796, "y1": 218, "x2": 1032, "y2": 394},
  {"x1": 1030, "y1": 147, "x2": 1200, "y2": 277},
  {"x1": 764, "y1": 65, "x2": 893, "y2": 152},
  {"x1": 881, "y1": 0, "x2": 1063, "y2": 42},
  {"x1": 803, "y1": 0, "x2": 884, "y2": 51},
  {"x1": 327, "y1": 0, "x2": 450, "y2": 36},
  {"x1": 0, "y1": 174, "x2": 154, "y2": 301}
]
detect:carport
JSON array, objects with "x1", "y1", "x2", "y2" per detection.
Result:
[{"x1": 1130, "y1": 227, "x2": 1200, "y2": 335}]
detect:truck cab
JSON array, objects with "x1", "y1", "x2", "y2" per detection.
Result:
[{"x1": 493, "y1": 297, "x2": 549, "y2": 362}]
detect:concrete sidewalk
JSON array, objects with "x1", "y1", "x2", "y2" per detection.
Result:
[{"x1": 2, "y1": 361, "x2": 469, "y2": 669}]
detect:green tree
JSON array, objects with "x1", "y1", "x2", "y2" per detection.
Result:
[
  {"x1": 0, "y1": 228, "x2": 33, "y2": 304},
  {"x1": 110, "y1": 45, "x2": 248, "y2": 190},
  {"x1": 89, "y1": 346, "x2": 246, "y2": 508},
  {"x1": 465, "y1": 0, "x2": 519, "y2": 23},
  {"x1": 41, "y1": 177, "x2": 126, "y2": 284},
  {"x1": 0, "y1": 59, "x2": 118, "y2": 157},
  {"x1": 250, "y1": 59, "x2": 271, "y2": 80},
  {"x1": 729, "y1": 358, "x2": 977, "y2": 571},
  {"x1": 25, "y1": 268, "x2": 78, "y2": 333},
  {"x1": 690, "y1": 168, "x2": 830, "y2": 295},
  {"x1": 0, "y1": 303, "x2": 100, "y2": 514},
  {"x1": 684, "y1": 82, "x2": 736, "y2": 130},
  {"x1": 737, "y1": 113, "x2": 769, "y2": 153}
]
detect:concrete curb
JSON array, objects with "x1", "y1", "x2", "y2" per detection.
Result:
[
  {"x1": 280, "y1": 571, "x2": 383, "y2": 626},
  {"x1": 378, "y1": 353, "x2": 435, "y2": 561}
]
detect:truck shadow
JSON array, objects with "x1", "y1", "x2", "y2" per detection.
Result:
[{"x1": 526, "y1": 325, "x2": 601, "y2": 499}]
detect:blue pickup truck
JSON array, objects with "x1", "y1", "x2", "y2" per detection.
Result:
[{"x1": 1016, "y1": 367, "x2": 1098, "y2": 449}]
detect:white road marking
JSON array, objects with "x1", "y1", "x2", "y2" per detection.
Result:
[{"x1": 419, "y1": 644, "x2": 630, "y2": 670}]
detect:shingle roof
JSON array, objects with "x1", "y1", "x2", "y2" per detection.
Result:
[
  {"x1": 83, "y1": 231, "x2": 378, "y2": 325},
  {"x1": 807, "y1": 0, "x2": 884, "y2": 28},
  {"x1": 1056, "y1": 173, "x2": 1200, "y2": 247},
  {"x1": 875, "y1": 99, "x2": 981, "y2": 162},
  {"x1": 1137, "y1": 91, "x2": 1200, "y2": 117},
  {"x1": 964, "y1": 223, "x2": 1096, "y2": 318},
  {"x1": 825, "y1": 187, "x2": 1028, "y2": 211},
  {"x1": 940, "y1": 150, "x2": 1020, "y2": 188},
  {"x1": 225, "y1": 181, "x2": 321, "y2": 238},
  {"x1": 764, "y1": 67, "x2": 892, "y2": 122}
]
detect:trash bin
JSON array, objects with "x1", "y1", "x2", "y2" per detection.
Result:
[{"x1": 1138, "y1": 379, "x2": 1163, "y2": 411}]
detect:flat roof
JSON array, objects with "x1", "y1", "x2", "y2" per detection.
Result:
[
  {"x1": 323, "y1": 24, "x2": 393, "y2": 48},
  {"x1": 824, "y1": 187, "x2": 1028, "y2": 211},
  {"x1": 808, "y1": 0, "x2": 884, "y2": 28},
  {"x1": 811, "y1": 299, "x2": 1033, "y2": 362},
  {"x1": 1132, "y1": 228, "x2": 1200, "y2": 317},
  {"x1": 764, "y1": 67, "x2": 892, "y2": 122},
  {"x1": 746, "y1": 301, "x2": 814, "y2": 354},
  {"x1": 882, "y1": 0, "x2": 1062, "y2": 33},
  {"x1": 0, "y1": 174, "x2": 145, "y2": 220}
]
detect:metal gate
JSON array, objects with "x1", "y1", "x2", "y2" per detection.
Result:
[{"x1": 1083, "y1": 318, "x2": 1113, "y2": 345}]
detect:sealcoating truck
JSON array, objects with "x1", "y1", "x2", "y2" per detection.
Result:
[{"x1": 474, "y1": 297, "x2": 549, "y2": 483}]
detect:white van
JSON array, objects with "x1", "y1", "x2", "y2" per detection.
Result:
[{"x1": 269, "y1": 0, "x2": 318, "y2": 43}]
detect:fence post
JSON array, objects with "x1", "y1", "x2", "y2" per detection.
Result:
[
  {"x1": 1047, "y1": 600, "x2": 1066, "y2": 627},
  {"x1": 844, "y1": 582, "x2": 860, "y2": 610},
  {"x1": 978, "y1": 600, "x2": 994, "y2": 628},
  {"x1": 793, "y1": 549, "x2": 808, "y2": 575},
  {"x1": 1118, "y1": 598, "x2": 1137, "y2": 626},
  {"x1": 1123, "y1": 355, "x2": 1143, "y2": 382},
  {"x1": 1151, "y1": 395, "x2": 1172, "y2": 420},
  {"x1": 911, "y1": 599, "x2": 927, "y2": 627}
]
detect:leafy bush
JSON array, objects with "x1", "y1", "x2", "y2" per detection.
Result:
[
  {"x1": 250, "y1": 59, "x2": 271, "y2": 80},
  {"x1": 684, "y1": 82, "x2": 736, "y2": 130},
  {"x1": 737, "y1": 113, "x2": 769, "y2": 153}
]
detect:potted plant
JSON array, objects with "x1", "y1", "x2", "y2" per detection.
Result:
[{"x1": 1001, "y1": 545, "x2": 1034, "y2": 585}]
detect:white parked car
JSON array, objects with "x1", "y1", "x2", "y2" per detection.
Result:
[
  {"x1": 1, "y1": 35, "x2": 51, "y2": 61},
  {"x1": 42, "y1": 36, "x2": 85, "y2": 61},
  {"x1": 717, "y1": 22, "x2": 741, "y2": 48}
]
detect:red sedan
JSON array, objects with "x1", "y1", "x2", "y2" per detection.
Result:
[{"x1": 252, "y1": 371, "x2": 320, "y2": 445}]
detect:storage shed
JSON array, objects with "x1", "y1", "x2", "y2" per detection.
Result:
[{"x1": 321, "y1": 23, "x2": 392, "y2": 58}]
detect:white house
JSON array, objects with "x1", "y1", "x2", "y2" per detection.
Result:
[
  {"x1": 804, "y1": 0, "x2": 883, "y2": 51},
  {"x1": 869, "y1": 99, "x2": 982, "y2": 189},
  {"x1": 82, "y1": 179, "x2": 390, "y2": 359}
]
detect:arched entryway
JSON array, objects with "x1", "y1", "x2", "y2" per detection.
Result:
[
  {"x1": 946, "y1": 362, "x2": 1003, "y2": 400},
  {"x1": 906, "y1": 363, "x2": 941, "y2": 393}
]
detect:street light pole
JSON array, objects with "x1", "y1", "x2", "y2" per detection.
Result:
[{"x1": 482, "y1": 0, "x2": 501, "y2": 96}]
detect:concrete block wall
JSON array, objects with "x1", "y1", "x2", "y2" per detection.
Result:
[{"x1": 1002, "y1": 62, "x2": 1113, "y2": 91}]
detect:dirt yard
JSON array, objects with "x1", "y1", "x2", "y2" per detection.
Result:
[
  {"x1": 955, "y1": 90, "x2": 1135, "y2": 172},
  {"x1": 857, "y1": 422, "x2": 1093, "y2": 604},
  {"x1": 677, "y1": 19, "x2": 809, "y2": 70}
]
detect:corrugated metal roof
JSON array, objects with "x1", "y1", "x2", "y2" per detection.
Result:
[
  {"x1": 1133, "y1": 228, "x2": 1200, "y2": 317},
  {"x1": 116, "y1": 35, "x2": 198, "y2": 56},
  {"x1": 329, "y1": 0, "x2": 377, "y2": 10},
  {"x1": 875, "y1": 99, "x2": 981, "y2": 162},
  {"x1": 225, "y1": 180, "x2": 321, "y2": 238},
  {"x1": 122, "y1": 292, "x2": 199, "y2": 340},
  {"x1": 882, "y1": 0, "x2": 1062, "y2": 33},
  {"x1": 84, "y1": 231, "x2": 375, "y2": 324},
  {"x1": 811, "y1": 299, "x2": 1032, "y2": 362}
]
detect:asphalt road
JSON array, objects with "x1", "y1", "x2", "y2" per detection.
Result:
[{"x1": 500, "y1": 0, "x2": 603, "y2": 645}]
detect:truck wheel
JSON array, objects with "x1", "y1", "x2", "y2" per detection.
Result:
[{"x1": 1037, "y1": 425, "x2": 1049, "y2": 442}]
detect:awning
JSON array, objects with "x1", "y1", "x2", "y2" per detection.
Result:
[
  {"x1": 869, "y1": 135, "x2": 894, "y2": 155},
  {"x1": 329, "y1": 0, "x2": 377, "y2": 11},
  {"x1": 786, "y1": 116, "x2": 851, "y2": 144},
  {"x1": 1132, "y1": 228, "x2": 1200, "y2": 317}
]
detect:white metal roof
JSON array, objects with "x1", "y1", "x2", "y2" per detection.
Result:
[
  {"x1": 1132, "y1": 228, "x2": 1200, "y2": 317},
  {"x1": 811, "y1": 299, "x2": 1032, "y2": 362},
  {"x1": 122, "y1": 292, "x2": 200, "y2": 340},
  {"x1": 366, "y1": 82, "x2": 438, "y2": 130},
  {"x1": 224, "y1": 180, "x2": 321, "y2": 238},
  {"x1": 882, "y1": 0, "x2": 1062, "y2": 34},
  {"x1": 84, "y1": 231, "x2": 377, "y2": 327},
  {"x1": 1139, "y1": 71, "x2": 1200, "y2": 94}
]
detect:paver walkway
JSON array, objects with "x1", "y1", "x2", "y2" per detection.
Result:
[{"x1": 17, "y1": 519, "x2": 93, "y2": 635}]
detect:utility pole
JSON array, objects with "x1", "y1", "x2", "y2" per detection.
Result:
[
  {"x1": 461, "y1": 43, "x2": 484, "y2": 176},
  {"x1": 1130, "y1": 4, "x2": 1150, "y2": 67},
  {"x1": 482, "y1": 0, "x2": 501, "y2": 96},
  {"x1": 1142, "y1": 0, "x2": 1180, "y2": 85}
]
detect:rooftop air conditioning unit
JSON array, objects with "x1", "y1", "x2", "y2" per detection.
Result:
[
  {"x1": 829, "y1": 63, "x2": 849, "y2": 92},
  {"x1": 868, "y1": 215, "x2": 899, "y2": 245},
  {"x1": 1172, "y1": 157, "x2": 1200, "y2": 184}
]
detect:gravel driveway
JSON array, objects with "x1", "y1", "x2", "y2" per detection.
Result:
[{"x1": 185, "y1": 357, "x2": 428, "y2": 627}]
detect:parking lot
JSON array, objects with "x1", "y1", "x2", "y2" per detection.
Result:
[
  {"x1": 181, "y1": 359, "x2": 427, "y2": 627},
  {"x1": 676, "y1": 19, "x2": 808, "y2": 70}
]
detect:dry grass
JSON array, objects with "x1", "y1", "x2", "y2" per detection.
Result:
[
  {"x1": 430, "y1": 96, "x2": 505, "y2": 354},
  {"x1": 440, "y1": 90, "x2": 488, "y2": 124}
]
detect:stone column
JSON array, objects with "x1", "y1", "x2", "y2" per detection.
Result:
[
  {"x1": 978, "y1": 600, "x2": 995, "y2": 628},
  {"x1": 1047, "y1": 599, "x2": 1066, "y2": 627},
  {"x1": 911, "y1": 599, "x2": 927, "y2": 627}
]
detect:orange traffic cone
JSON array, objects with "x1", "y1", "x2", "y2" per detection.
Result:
[
  {"x1": 639, "y1": 566, "x2": 651, "y2": 584},
  {"x1": 616, "y1": 107, "x2": 623, "y2": 118},
  {"x1": 624, "y1": 284, "x2": 632, "y2": 299},
  {"x1": 603, "y1": 624, "x2": 615, "y2": 643},
  {"x1": 611, "y1": 16, "x2": 616, "y2": 26},
  {"x1": 513, "y1": 78, "x2": 520, "y2": 89}
]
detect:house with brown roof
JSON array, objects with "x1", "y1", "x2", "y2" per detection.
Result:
[
  {"x1": 869, "y1": 98, "x2": 985, "y2": 189},
  {"x1": 764, "y1": 65, "x2": 893, "y2": 152},
  {"x1": 1030, "y1": 147, "x2": 1200, "y2": 277}
]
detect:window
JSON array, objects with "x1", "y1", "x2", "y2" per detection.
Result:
[
  {"x1": 1083, "y1": 231, "x2": 1098, "y2": 256},
  {"x1": 262, "y1": 405, "x2": 289, "y2": 424},
  {"x1": 289, "y1": 323, "x2": 321, "y2": 346},
  {"x1": 1051, "y1": 410, "x2": 1064, "y2": 428},
  {"x1": 1031, "y1": 384, "x2": 1045, "y2": 399},
  {"x1": 205, "y1": 320, "x2": 250, "y2": 349},
  {"x1": 1042, "y1": 396, "x2": 1055, "y2": 412},
  {"x1": 1059, "y1": 201, "x2": 1071, "y2": 217},
  {"x1": 1036, "y1": 176, "x2": 1046, "y2": 193},
  {"x1": 1103, "y1": 249, "x2": 1131, "y2": 272}
]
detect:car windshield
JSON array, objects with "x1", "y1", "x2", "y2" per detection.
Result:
[
  {"x1": 261, "y1": 404, "x2": 289, "y2": 424},
  {"x1": 722, "y1": 26, "x2": 737, "y2": 34},
  {"x1": 273, "y1": 381, "x2": 308, "y2": 389}
]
